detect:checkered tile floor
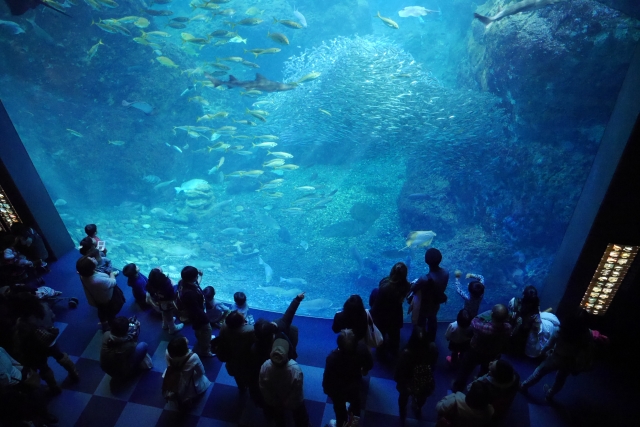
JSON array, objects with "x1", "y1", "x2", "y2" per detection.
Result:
[{"x1": 39, "y1": 251, "x2": 634, "y2": 427}]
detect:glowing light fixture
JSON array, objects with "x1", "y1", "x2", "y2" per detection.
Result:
[
  {"x1": 0, "y1": 185, "x2": 22, "y2": 231},
  {"x1": 581, "y1": 244, "x2": 638, "y2": 315}
]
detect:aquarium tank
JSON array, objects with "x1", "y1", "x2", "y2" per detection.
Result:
[{"x1": 1, "y1": 0, "x2": 638, "y2": 319}]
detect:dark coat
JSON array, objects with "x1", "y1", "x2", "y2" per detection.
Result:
[
  {"x1": 177, "y1": 281, "x2": 209, "y2": 329},
  {"x1": 218, "y1": 323, "x2": 255, "y2": 381},
  {"x1": 412, "y1": 267, "x2": 450, "y2": 317},
  {"x1": 370, "y1": 277, "x2": 411, "y2": 330},
  {"x1": 332, "y1": 309, "x2": 368, "y2": 342},
  {"x1": 322, "y1": 342, "x2": 373, "y2": 399}
]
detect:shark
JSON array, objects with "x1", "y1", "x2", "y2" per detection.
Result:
[
  {"x1": 473, "y1": 0, "x2": 563, "y2": 27},
  {"x1": 205, "y1": 73, "x2": 297, "y2": 93}
]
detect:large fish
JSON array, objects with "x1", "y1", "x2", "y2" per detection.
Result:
[
  {"x1": 205, "y1": 73, "x2": 297, "y2": 92},
  {"x1": 474, "y1": 0, "x2": 563, "y2": 27}
]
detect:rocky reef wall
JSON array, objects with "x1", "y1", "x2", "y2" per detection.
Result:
[{"x1": 460, "y1": 0, "x2": 640, "y2": 141}]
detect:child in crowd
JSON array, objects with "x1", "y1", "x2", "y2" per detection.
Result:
[
  {"x1": 85, "y1": 223, "x2": 107, "y2": 255},
  {"x1": 123, "y1": 263, "x2": 149, "y2": 309},
  {"x1": 232, "y1": 291, "x2": 254, "y2": 325},
  {"x1": 445, "y1": 309, "x2": 473, "y2": 365},
  {"x1": 455, "y1": 271, "x2": 485, "y2": 318},
  {"x1": 202, "y1": 286, "x2": 231, "y2": 328},
  {"x1": 86, "y1": 247, "x2": 118, "y2": 276}
]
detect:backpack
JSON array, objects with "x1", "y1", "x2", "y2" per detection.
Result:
[
  {"x1": 162, "y1": 353, "x2": 194, "y2": 402},
  {"x1": 409, "y1": 363, "x2": 435, "y2": 398}
]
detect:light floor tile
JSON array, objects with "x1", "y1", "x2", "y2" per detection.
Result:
[
  {"x1": 213, "y1": 363, "x2": 237, "y2": 387},
  {"x1": 114, "y1": 402, "x2": 164, "y2": 427},
  {"x1": 365, "y1": 377, "x2": 399, "y2": 416},
  {"x1": 80, "y1": 330, "x2": 104, "y2": 361},
  {"x1": 151, "y1": 340, "x2": 169, "y2": 373},
  {"x1": 301, "y1": 364, "x2": 328, "y2": 403}
]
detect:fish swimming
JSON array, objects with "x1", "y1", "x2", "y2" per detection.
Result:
[
  {"x1": 293, "y1": 6, "x2": 307, "y2": 28},
  {"x1": 122, "y1": 100, "x2": 154, "y2": 115},
  {"x1": 25, "y1": 16, "x2": 57, "y2": 45},
  {"x1": 473, "y1": 0, "x2": 563, "y2": 27},
  {"x1": 401, "y1": 230, "x2": 436, "y2": 250},
  {"x1": 0, "y1": 19, "x2": 25, "y2": 34},
  {"x1": 205, "y1": 73, "x2": 297, "y2": 93},
  {"x1": 258, "y1": 256, "x2": 273, "y2": 283}
]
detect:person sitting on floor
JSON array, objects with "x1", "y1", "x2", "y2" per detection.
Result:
[
  {"x1": 100, "y1": 316, "x2": 151, "y2": 379},
  {"x1": 467, "y1": 359, "x2": 519, "y2": 422},
  {"x1": 436, "y1": 380, "x2": 494, "y2": 427}
]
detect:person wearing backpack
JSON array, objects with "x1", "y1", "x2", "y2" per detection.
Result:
[
  {"x1": 176, "y1": 266, "x2": 214, "y2": 358},
  {"x1": 395, "y1": 327, "x2": 436, "y2": 424},
  {"x1": 410, "y1": 248, "x2": 450, "y2": 342},
  {"x1": 163, "y1": 336, "x2": 211, "y2": 407},
  {"x1": 323, "y1": 329, "x2": 374, "y2": 427}
]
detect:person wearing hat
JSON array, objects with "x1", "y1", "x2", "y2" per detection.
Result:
[
  {"x1": 410, "y1": 248, "x2": 450, "y2": 341},
  {"x1": 259, "y1": 338, "x2": 310, "y2": 427}
]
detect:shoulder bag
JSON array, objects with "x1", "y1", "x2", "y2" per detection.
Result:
[{"x1": 364, "y1": 309, "x2": 384, "y2": 349}]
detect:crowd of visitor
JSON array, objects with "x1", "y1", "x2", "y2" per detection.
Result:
[{"x1": 0, "y1": 223, "x2": 609, "y2": 427}]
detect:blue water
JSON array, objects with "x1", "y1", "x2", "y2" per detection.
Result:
[{"x1": 1, "y1": 0, "x2": 638, "y2": 318}]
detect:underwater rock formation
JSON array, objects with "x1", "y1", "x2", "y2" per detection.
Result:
[
  {"x1": 462, "y1": 0, "x2": 640, "y2": 141},
  {"x1": 175, "y1": 179, "x2": 215, "y2": 217}
]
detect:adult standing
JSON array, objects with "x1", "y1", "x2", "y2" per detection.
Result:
[
  {"x1": 77, "y1": 256, "x2": 119, "y2": 331},
  {"x1": 216, "y1": 311, "x2": 255, "y2": 393},
  {"x1": 395, "y1": 327, "x2": 436, "y2": 424},
  {"x1": 332, "y1": 295, "x2": 368, "y2": 342},
  {"x1": 453, "y1": 304, "x2": 512, "y2": 392},
  {"x1": 259, "y1": 338, "x2": 310, "y2": 427},
  {"x1": 370, "y1": 262, "x2": 411, "y2": 358},
  {"x1": 323, "y1": 329, "x2": 373, "y2": 427},
  {"x1": 176, "y1": 266, "x2": 214, "y2": 358},
  {"x1": 410, "y1": 248, "x2": 449, "y2": 341}
]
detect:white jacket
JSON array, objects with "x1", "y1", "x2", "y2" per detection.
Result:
[{"x1": 164, "y1": 350, "x2": 211, "y2": 401}]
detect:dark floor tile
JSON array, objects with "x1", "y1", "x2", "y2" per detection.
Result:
[
  {"x1": 201, "y1": 383, "x2": 245, "y2": 422},
  {"x1": 63, "y1": 358, "x2": 106, "y2": 394},
  {"x1": 128, "y1": 370, "x2": 168, "y2": 409},
  {"x1": 56, "y1": 321, "x2": 102, "y2": 357},
  {"x1": 155, "y1": 410, "x2": 200, "y2": 427},
  {"x1": 362, "y1": 411, "x2": 401, "y2": 427},
  {"x1": 305, "y1": 399, "x2": 327, "y2": 427},
  {"x1": 74, "y1": 395, "x2": 127, "y2": 427}
]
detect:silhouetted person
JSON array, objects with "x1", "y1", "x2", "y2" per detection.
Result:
[{"x1": 411, "y1": 248, "x2": 449, "y2": 341}]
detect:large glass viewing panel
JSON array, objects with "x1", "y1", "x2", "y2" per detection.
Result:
[{"x1": 1, "y1": 0, "x2": 638, "y2": 318}]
